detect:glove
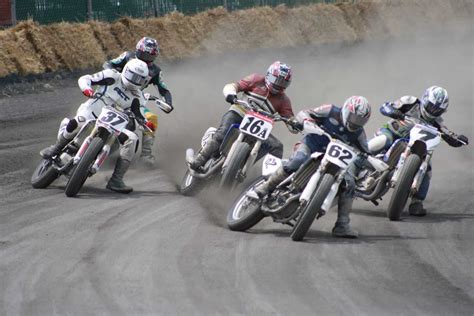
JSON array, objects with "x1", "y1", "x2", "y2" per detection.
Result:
[
  {"x1": 288, "y1": 117, "x2": 303, "y2": 131},
  {"x1": 145, "y1": 120, "x2": 156, "y2": 131},
  {"x1": 392, "y1": 109, "x2": 405, "y2": 120},
  {"x1": 457, "y1": 134, "x2": 469, "y2": 145},
  {"x1": 83, "y1": 88, "x2": 94, "y2": 98},
  {"x1": 225, "y1": 94, "x2": 238, "y2": 104}
]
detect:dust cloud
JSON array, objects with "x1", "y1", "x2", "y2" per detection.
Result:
[{"x1": 153, "y1": 19, "x2": 473, "y2": 198}]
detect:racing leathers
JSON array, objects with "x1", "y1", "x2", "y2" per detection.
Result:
[
  {"x1": 103, "y1": 51, "x2": 173, "y2": 165},
  {"x1": 189, "y1": 73, "x2": 297, "y2": 171},
  {"x1": 252, "y1": 104, "x2": 371, "y2": 238},
  {"x1": 41, "y1": 68, "x2": 148, "y2": 193},
  {"x1": 368, "y1": 95, "x2": 469, "y2": 215}
]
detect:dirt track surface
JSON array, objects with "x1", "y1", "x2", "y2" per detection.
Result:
[{"x1": 0, "y1": 24, "x2": 473, "y2": 314}]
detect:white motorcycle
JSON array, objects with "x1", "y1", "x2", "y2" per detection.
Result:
[{"x1": 227, "y1": 120, "x2": 386, "y2": 241}]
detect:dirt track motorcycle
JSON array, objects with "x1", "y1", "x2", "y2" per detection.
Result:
[
  {"x1": 180, "y1": 99, "x2": 292, "y2": 195},
  {"x1": 384, "y1": 116, "x2": 465, "y2": 220},
  {"x1": 227, "y1": 120, "x2": 386, "y2": 241},
  {"x1": 63, "y1": 94, "x2": 171, "y2": 197}
]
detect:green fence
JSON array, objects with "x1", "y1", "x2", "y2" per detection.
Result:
[{"x1": 12, "y1": 0, "x2": 346, "y2": 25}]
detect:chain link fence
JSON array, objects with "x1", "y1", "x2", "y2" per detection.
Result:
[{"x1": 2, "y1": 0, "x2": 348, "y2": 26}]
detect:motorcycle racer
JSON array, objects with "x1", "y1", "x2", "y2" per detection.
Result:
[
  {"x1": 188, "y1": 61, "x2": 299, "y2": 171},
  {"x1": 103, "y1": 37, "x2": 173, "y2": 166},
  {"x1": 368, "y1": 86, "x2": 469, "y2": 216},
  {"x1": 249, "y1": 96, "x2": 372, "y2": 238},
  {"x1": 40, "y1": 59, "x2": 150, "y2": 193}
]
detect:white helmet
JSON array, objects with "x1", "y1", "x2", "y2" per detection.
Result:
[
  {"x1": 420, "y1": 85, "x2": 449, "y2": 120},
  {"x1": 121, "y1": 59, "x2": 149, "y2": 91},
  {"x1": 341, "y1": 96, "x2": 371, "y2": 132}
]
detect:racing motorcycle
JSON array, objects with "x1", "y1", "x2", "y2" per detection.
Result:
[
  {"x1": 227, "y1": 120, "x2": 387, "y2": 241},
  {"x1": 31, "y1": 94, "x2": 171, "y2": 191},
  {"x1": 180, "y1": 99, "x2": 293, "y2": 195},
  {"x1": 385, "y1": 116, "x2": 463, "y2": 220}
]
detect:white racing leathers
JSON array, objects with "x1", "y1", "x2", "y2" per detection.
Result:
[{"x1": 58, "y1": 69, "x2": 145, "y2": 161}]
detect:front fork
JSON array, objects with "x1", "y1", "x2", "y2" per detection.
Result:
[
  {"x1": 91, "y1": 137, "x2": 115, "y2": 174},
  {"x1": 411, "y1": 153, "x2": 431, "y2": 196}
]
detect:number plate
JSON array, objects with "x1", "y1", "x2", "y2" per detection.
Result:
[
  {"x1": 97, "y1": 107, "x2": 129, "y2": 132},
  {"x1": 324, "y1": 141, "x2": 357, "y2": 168},
  {"x1": 239, "y1": 111, "x2": 274, "y2": 140}
]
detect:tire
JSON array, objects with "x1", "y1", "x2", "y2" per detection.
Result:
[
  {"x1": 386, "y1": 141, "x2": 407, "y2": 169},
  {"x1": 219, "y1": 142, "x2": 250, "y2": 190},
  {"x1": 387, "y1": 154, "x2": 421, "y2": 221},
  {"x1": 65, "y1": 137, "x2": 104, "y2": 197},
  {"x1": 291, "y1": 173, "x2": 335, "y2": 241},
  {"x1": 180, "y1": 169, "x2": 205, "y2": 196},
  {"x1": 227, "y1": 177, "x2": 266, "y2": 231},
  {"x1": 31, "y1": 159, "x2": 60, "y2": 189}
]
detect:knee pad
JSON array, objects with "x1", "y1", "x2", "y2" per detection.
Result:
[{"x1": 368, "y1": 130, "x2": 393, "y2": 154}]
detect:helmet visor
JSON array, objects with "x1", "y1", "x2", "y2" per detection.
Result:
[
  {"x1": 423, "y1": 101, "x2": 446, "y2": 117},
  {"x1": 346, "y1": 111, "x2": 369, "y2": 130},
  {"x1": 267, "y1": 73, "x2": 290, "y2": 91},
  {"x1": 136, "y1": 50, "x2": 157, "y2": 62},
  {"x1": 124, "y1": 70, "x2": 147, "y2": 87}
]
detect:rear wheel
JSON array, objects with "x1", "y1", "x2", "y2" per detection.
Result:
[
  {"x1": 180, "y1": 169, "x2": 205, "y2": 196},
  {"x1": 31, "y1": 159, "x2": 60, "y2": 189},
  {"x1": 227, "y1": 177, "x2": 266, "y2": 231},
  {"x1": 291, "y1": 173, "x2": 335, "y2": 241},
  {"x1": 387, "y1": 154, "x2": 421, "y2": 221},
  {"x1": 220, "y1": 142, "x2": 250, "y2": 190},
  {"x1": 65, "y1": 137, "x2": 104, "y2": 197}
]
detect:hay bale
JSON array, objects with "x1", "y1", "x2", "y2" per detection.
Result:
[
  {"x1": 0, "y1": 31, "x2": 18, "y2": 77},
  {"x1": 88, "y1": 20, "x2": 122, "y2": 59},
  {"x1": 45, "y1": 22, "x2": 106, "y2": 71}
]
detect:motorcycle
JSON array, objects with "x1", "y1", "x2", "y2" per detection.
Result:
[
  {"x1": 180, "y1": 99, "x2": 292, "y2": 195},
  {"x1": 227, "y1": 120, "x2": 387, "y2": 241},
  {"x1": 63, "y1": 94, "x2": 171, "y2": 197},
  {"x1": 385, "y1": 116, "x2": 464, "y2": 220}
]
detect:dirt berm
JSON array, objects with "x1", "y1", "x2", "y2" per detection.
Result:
[{"x1": 0, "y1": 0, "x2": 471, "y2": 78}]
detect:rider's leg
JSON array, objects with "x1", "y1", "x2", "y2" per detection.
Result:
[
  {"x1": 332, "y1": 162, "x2": 359, "y2": 238},
  {"x1": 140, "y1": 110, "x2": 158, "y2": 167},
  {"x1": 256, "y1": 134, "x2": 284, "y2": 161},
  {"x1": 40, "y1": 118, "x2": 79, "y2": 158},
  {"x1": 409, "y1": 164, "x2": 432, "y2": 216},
  {"x1": 368, "y1": 128, "x2": 394, "y2": 154},
  {"x1": 250, "y1": 142, "x2": 311, "y2": 198},
  {"x1": 190, "y1": 110, "x2": 242, "y2": 171},
  {"x1": 106, "y1": 130, "x2": 138, "y2": 193}
]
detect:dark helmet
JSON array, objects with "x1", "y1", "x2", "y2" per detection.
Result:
[{"x1": 135, "y1": 37, "x2": 159, "y2": 63}]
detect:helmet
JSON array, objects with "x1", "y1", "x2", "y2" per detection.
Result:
[
  {"x1": 121, "y1": 59, "x2": 149, "y2": 91},
  {"x1": 420, "y1": 85, "x2": 448, "y2": 120},
  {"x1": 341, "y1": 96, "x2": 371, "y2": 132},
  {"x1": 135, "y1": 37, "x2": 159, "y2": 63},
  {"x1": 265, "y1": 61, "x2": 292, "y2": 94}
]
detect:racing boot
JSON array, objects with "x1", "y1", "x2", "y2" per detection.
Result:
[
  {"x1": 332, "y1": 196, "x2": 358, "y2": 238},
  {"x1": 189, "y1": 138, "x2": 220, "y2": 172},
  {"x1": 40, "y1": 134, "x2": 70, "y2": 159},
  {"x1": 140, "y1": 134, "x2": 156, "y2": 167},
  {"x1": 408, "y1": 199, "x2": 427, "y2": 216},
  {"x1": 247, "y1": 166, "x2": 289, "y2": 199},
  {"x1": 106, "y1": 157, "x2": 133, "y2": 193}
]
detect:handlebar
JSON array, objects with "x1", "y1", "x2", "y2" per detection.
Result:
[{"x1": 233, "y1": 99, "x2": 290, "y2": 124}]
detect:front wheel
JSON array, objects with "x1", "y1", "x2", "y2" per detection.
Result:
[
  {"x1": 31, "y1": 158, "x2": 60, "y2": 189},
  {"x1": 220, "y1": 142, "x2": 250, "y2": 190},
  {"x1": 227, "y1": 177, "x2": 266, "y2": 231},
  {"x1": 387, "y1": 154, "x2": 421, "y2": 221},
  {"x1": 291, "y1": 173, "x2": 335, "y2": 241},
  {"x1": 65, "y1": 137, "x2": 104, "y2": 197}
]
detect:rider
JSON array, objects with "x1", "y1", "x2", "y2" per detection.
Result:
[
  {"x1": 368, "y1": 85, "x2": 469, "y2": 216},
  {"x1": 40, "y1": 59, "x2": 150, "y2": 193},
  {"x1": 248, "y1": 96, "x2": 372, "y2": 238},
  {"x1": 103, "y1": 37, "x2": 173, "y2": 166},
  {"x1": 188, "y1": 61, "x2": 299, "y2": 171}
]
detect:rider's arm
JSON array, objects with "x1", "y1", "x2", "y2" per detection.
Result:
[
  {"x1": 78, "y1": 69, "x2": 117, "y2": 92},
  {"x1": 102, "y1": 52, "x2": 130, "y2": 71},
  {"x1": 150, "y1": 70, "x2": 173, "y2": 106},
  {"x1": 380, "y1": 96, "x2": 419, "y2": 119},
  {"x1": 433, "y1": 120, "x2": 469, "y2": 147},
  {"x1": 297, "y1": 104, "x2": 332, "y2": 124},
  {"x1": 355, "y1": 129, "x2": 371, "y2": 154}
]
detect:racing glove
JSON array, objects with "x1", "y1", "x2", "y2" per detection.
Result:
[
  {"x1": 287, "y1": 117, "x2": 303, "y2": 132},
  {"x1": 457, "y1": 134, "x2": 469, "y2": 145},
  {"x1": 225, "y1": 94, "x2": 238, "y2": 104},
  {"x1": 83, "y1": 88, "x2": 94, "y2": 98},
  {"x1": 145, "y1": 120, "x2": 157, "y2": 131}
]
